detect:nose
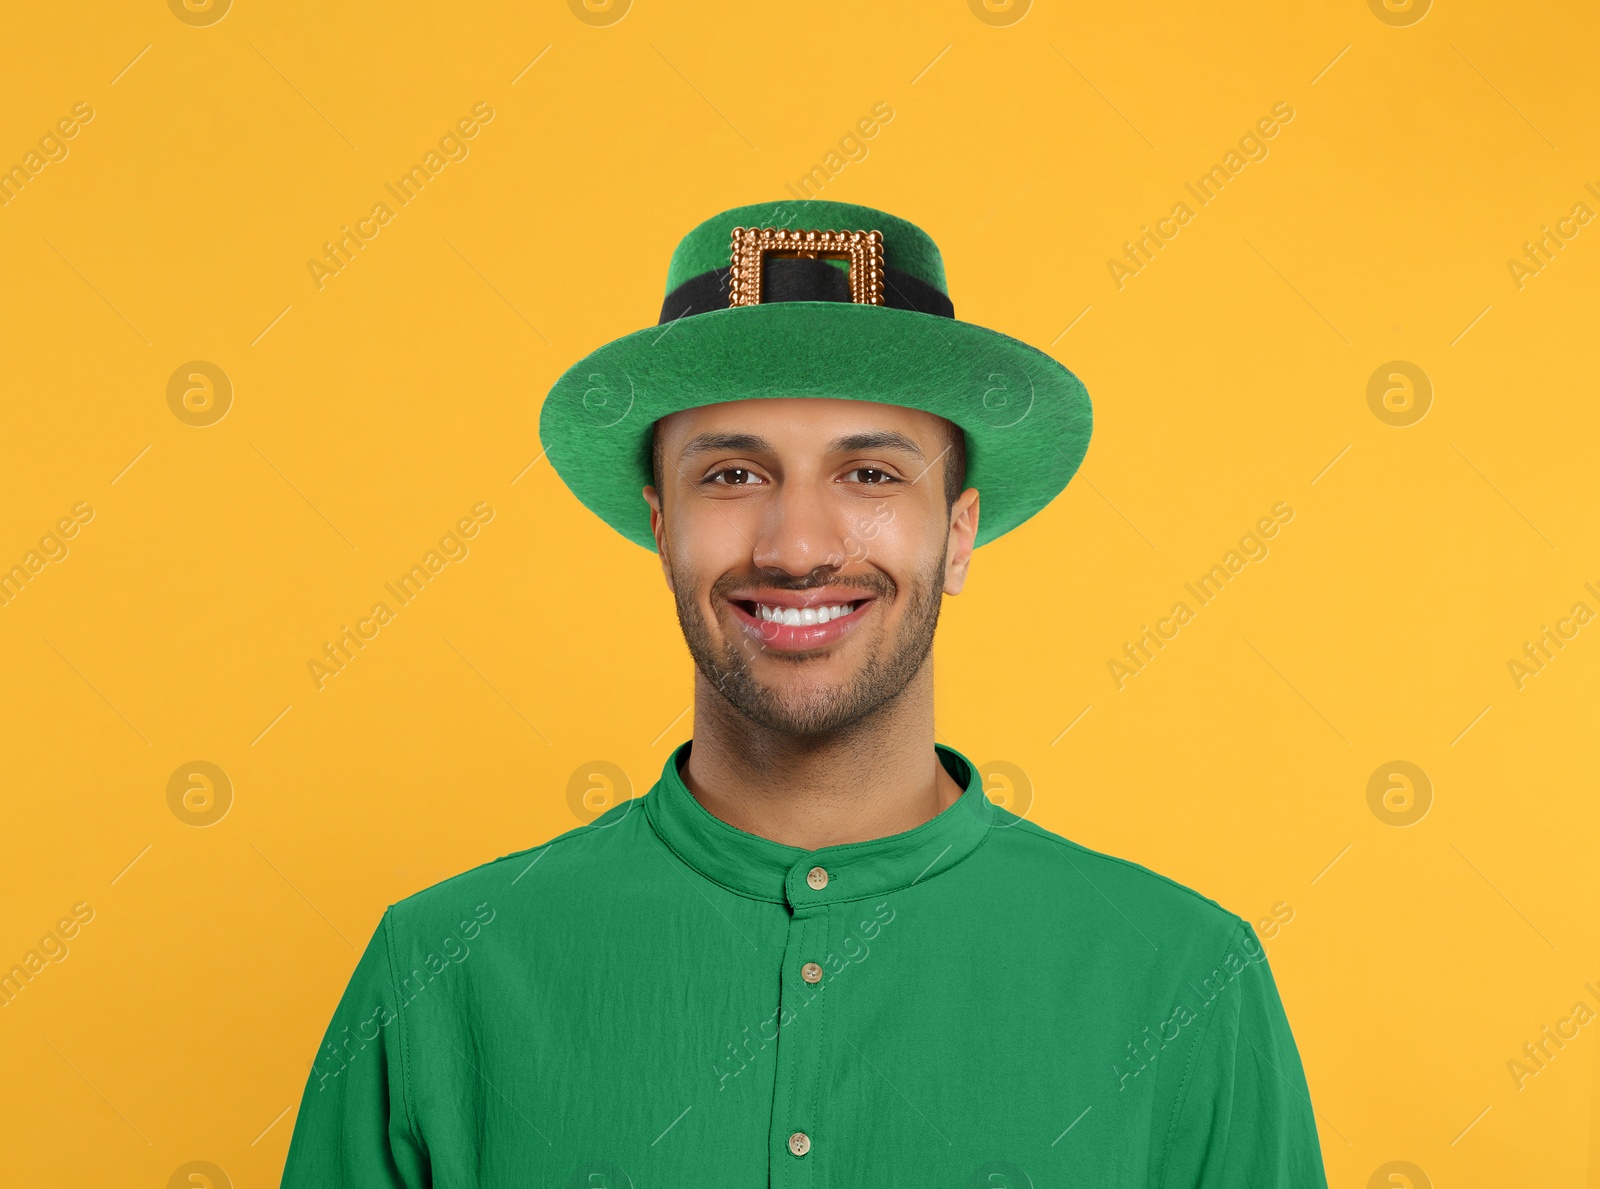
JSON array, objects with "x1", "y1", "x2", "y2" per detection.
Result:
[{"x1": 750, "y1": 478, "x2": 850, "y2": 577}]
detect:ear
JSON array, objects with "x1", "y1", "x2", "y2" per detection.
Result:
[
  {"x1": 942, "y1": 488, "x2": 979, "y2": 595},
  {"x1": 643, "y1": 485, "x2": 675, "y2": 592}
]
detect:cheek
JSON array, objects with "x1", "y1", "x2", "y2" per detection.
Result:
[
  {"x1": 856, "y1": 502, "x2": 942, "y2": 572},
  {"x1": 665, "y1": 505, "x2": 734, "y2": 572},
  {"x1": 661, "y1": 547, "x2": 722, "y2": 626}
]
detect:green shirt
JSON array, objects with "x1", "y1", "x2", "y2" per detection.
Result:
[{"x1": 281, "y1": 741, "x2": 1328, "y2": 1187}]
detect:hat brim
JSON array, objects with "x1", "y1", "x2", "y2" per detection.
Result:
[{"x1": 538, "y1": 301, "x2": 1092, "y2": 552}]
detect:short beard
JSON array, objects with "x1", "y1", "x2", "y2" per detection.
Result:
[{"x1": 669, "y1": 546, "x2": 948, "y2": 737}]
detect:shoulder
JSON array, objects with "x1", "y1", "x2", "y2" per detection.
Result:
[
  {"x1": 383, "y1": 796, "x2": 645, "y2": 941},
  {"x1": 980, "y1": 808, "x2": 1247, "y2": 952}
]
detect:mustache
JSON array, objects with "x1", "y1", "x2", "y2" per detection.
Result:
[{"x1": 711, "y1": 570, "x2": 897, "y2": 600}]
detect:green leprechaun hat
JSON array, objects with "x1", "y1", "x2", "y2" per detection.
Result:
[{"x1": 538, "y1": 199, "x2": 1092, "y2": 551}]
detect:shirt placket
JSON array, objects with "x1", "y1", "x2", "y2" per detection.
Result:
[{"x1": 769, "y1": 861, "x2": 836, "y2": 1187}]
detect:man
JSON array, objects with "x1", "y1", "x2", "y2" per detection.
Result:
[{"x1": 281, "y1": 200, "x2": 1328, "y2": 1187}]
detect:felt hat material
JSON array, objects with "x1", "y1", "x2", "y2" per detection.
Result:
[{"x1": 538, "y1": 200, "x2": 1092, "y2": 552}]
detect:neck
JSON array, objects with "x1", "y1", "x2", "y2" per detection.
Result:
[{"x1": 679, "y1": 660, "x2": 965, "y2": 850}]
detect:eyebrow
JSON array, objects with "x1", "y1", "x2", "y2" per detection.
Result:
[{"x1": 678, "y1": 429, "x2": 926, "y2": 461}]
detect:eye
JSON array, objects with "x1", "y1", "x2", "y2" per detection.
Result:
[
  {"x1": 704, "y1": 467, "x2": 766, "y2": 486},
  {"x1": 841, "y1": 467, "x2": 900, "y2": 485}
]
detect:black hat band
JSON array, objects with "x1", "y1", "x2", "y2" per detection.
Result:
[{"x1": 659, "y1": 258, "x2": 955, "y2": 325}]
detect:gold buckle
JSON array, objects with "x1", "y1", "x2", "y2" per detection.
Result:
[{"x1": 728, "y1": 226, "x2": 885, "y2": 307}]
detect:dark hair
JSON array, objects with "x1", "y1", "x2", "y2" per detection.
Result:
[{"x1": 651, "y1": 417, "x2": 968, "y2": 506}]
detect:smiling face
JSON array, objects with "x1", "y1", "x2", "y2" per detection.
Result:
[{"x1": 644, "y1": 398, "x2": 979, "y2": 737}]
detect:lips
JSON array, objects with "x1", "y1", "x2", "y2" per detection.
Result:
[{"x1": 725, "y1": 591, "x2": 875, "y2": 653}]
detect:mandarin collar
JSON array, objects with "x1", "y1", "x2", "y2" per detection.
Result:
[{"x1": 643, "y1": 739, "x2": 995, "y2": 905}]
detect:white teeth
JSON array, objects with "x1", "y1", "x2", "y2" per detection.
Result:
[{"x1": 755, "y1": 602, "x2": 857, "y2": 625}]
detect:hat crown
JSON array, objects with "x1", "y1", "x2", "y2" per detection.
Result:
[{"x1": 664, "y1": 200, "x2": 948, "y2": 297}]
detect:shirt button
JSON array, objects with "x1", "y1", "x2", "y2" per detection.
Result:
[
  {"x1": 788, "y1": 1131, "x2": 811, "y2": 1157},
  {"x1": 806, "y1": 866, "x2": 829, "y2": 889},
  {"x1": 801, "y1": 961, "x2": 823, "y2": 984}
]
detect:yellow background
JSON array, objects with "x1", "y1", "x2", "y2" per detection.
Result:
[{"x1": 1, "y1": 0, "x2": 1596, "y2": 1185}]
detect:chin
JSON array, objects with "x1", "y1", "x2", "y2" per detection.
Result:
[
  {"x1": 754, "y1": 709, "x2": 870, "y2": 738},
  {"x1": 737, "y1": 683, "x2": 876, "y2": 738}
]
